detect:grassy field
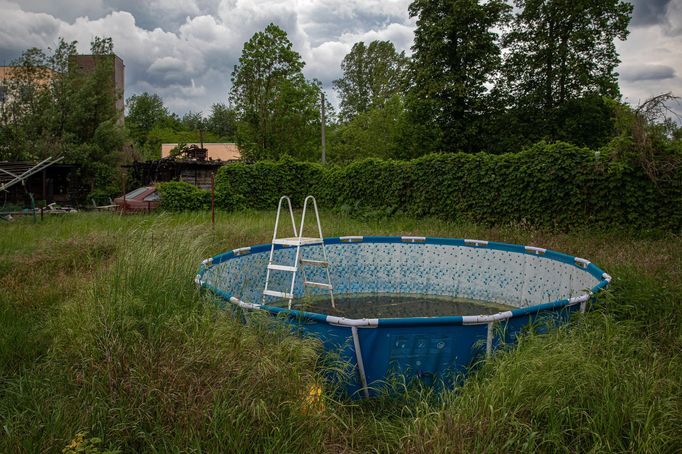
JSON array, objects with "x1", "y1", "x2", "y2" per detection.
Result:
[{"x1": 1, "y1": 211, "x2": 681, "y2": 453}]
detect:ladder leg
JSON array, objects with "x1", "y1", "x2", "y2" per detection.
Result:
[
  {"x1": 321, "y1": 245, "x2": 335, "y2": 308},
  {"x1": 312, "y1": 197, "x2": 335, "y2": 308},
  {"x1": 263, "y1": 243, "x2": 275, "y2": 302},
  {"x1": 288, "y1": 244, "x2": 302, "y2": 309},
  {"x1": 298, "y1": 197, "x2": 310, "y2": 302},
  {"x1": 298, "y1": 197, "x2": 309, "y2": 241},
  {"x1": 305, "y1": 196, "x2": 335, "y2": 309},
  {"x1": 264, "y1": 196, "x2": 297, "y2": 303},
  {"x1": 299, "y1": 254, "x2": 309, "y2": 301},
  {"x1": 287, "y1": 196, "x2": 299, "y2": 309}
]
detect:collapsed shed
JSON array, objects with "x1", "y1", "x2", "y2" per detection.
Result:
[
  {"x1": 125, "y1": 143, "x2": 240, "y2": 190},
  {"x1": 0, "y1": 160, "x2": 84, "y2": 207}
]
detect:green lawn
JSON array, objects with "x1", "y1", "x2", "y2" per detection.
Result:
[{"x1": 1, "y1": 211, "x2": 681, "y2": 453}]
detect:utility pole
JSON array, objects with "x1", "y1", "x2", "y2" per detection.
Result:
[{"x1": 320, "y1": 91, "x2": 326, "y2": 164}]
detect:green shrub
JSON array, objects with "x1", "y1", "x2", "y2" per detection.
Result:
[{"x1": 157, "y1": 181, "x2": 211, "y2": 211}]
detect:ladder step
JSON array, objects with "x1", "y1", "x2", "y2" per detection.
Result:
[
  {"x1": 263, "y1": 289, "x2": 294, "y2": 299},
  {"x1": 273, "y1": 237, "x2": 323, "y2": 246},
  {"x1": 304, "y1": 281, "x2": 333, "y2": 290},
  {"x1": 267, "y1": 264, "x2": 297, "y2": 272},
  {"x1": 300, "y1": 259, "x2": 329, "y2": 267}
]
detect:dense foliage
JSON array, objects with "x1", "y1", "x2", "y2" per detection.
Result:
[
  {"x1": 209, "y1": 142, "x2": 682, "y2": 231},
  {"x1": 323, "y1": 0, "x2": 637, "y2": 161},
  {"x1": 157, "y1": 181, "x2": 211, "y2": 211},
  {"x1": 485, "y1": 0, "x2": 633, "y2": 153},
  {"x1": 332, "y1": 41, "x2": 409, "y2": 123},
  {"x1": 503, "y1": 0, "x2": 632, "y2": 108},
  {"x1": 328, "y1": 95, "x2": 406, "y2": 161},
  {"x1": 206, "y1": 103, "x2": 237, "y2": 139},
  {"x1": 214, "y1": 156, "x2": 324, "y2": 210}
]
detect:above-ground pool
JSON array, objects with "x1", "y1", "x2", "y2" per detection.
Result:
[{"x1": 196, "y1": 236, "x2": 611, "y2": 397}]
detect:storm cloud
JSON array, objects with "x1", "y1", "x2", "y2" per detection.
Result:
[
  {"x1": 0, "y1": 0, "x2": 680, "y2": 116},
  {"x1": 0, "y1": 0, "x2": 416, "y2": 114},
  {"x1": 629, "y1": 0, "x2": 672, "y2": 27},
  {"x1": 620, "y1": 64, "x2": 676, "y2": 81},
  {"x1": 617, "y1": 0, "x2": 682, "y2": 111}
]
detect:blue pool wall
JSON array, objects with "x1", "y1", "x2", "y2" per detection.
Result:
[{"x1": 196, "y1": 236, "x2": 610, "y2": 397}]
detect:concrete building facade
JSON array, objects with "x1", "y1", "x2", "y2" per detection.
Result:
[{"x1": 73, "y1": 54, "x2": 125, "y2": 122}]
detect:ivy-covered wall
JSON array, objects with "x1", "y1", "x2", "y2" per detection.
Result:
[{"x1": 167, "y1": 143, "x2": 682, "y2": 231}]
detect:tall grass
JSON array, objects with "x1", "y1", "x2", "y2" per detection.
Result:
[
  {"x1": 1, "y1": 215, "x2": 332, "y2": 452},
  {"x1": 1, "y1": 211, "x2": 680, "y2": 452},
  {"x1": 402, "y1": 313, "x2": 682, "y2": 452}
]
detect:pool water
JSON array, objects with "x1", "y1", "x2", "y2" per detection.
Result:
[{"x1": 285, "y1": 293, "x2": 515, "y2": 319}]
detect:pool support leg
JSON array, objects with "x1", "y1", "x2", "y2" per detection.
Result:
[
  {"x1": 351, "y1": 326, "x2": 370, "y2": 398},
  {"x1": 486, "y1": 322, "x2": 494, "y2": 358}
]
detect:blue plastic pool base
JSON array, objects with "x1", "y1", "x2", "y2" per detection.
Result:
[{"x1": 196, "y1": 236, "x2": 610, "y2": 397}]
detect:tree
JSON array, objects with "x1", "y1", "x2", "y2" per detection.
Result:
[
  {"x1": 64, "y1": 36, "x2": 120, "y2": 145},
  {"x1": 206, "y1": 103, "x2": 237, "y2": 140},
  {"x1": 229, "y1": 23, "x2": 323, "y2": 161},
  {"x1": 62, "y1": 37, "x2": 124, "y2": 195},
  {"x1": 405, "y1": 0, "x2": 511, "y2": 154},
  {"x1": 0, "y1": 47, "x2": 54, "y2": 160},
  {"x1": 90, "y1": 36, "x2": 114, "y2": 55},
  {"x1": 501, "y1": 0, "x2": 631, "y2": 125},
  {"x1": 333, "y1": 41, "x2": 409, "y2": 122},
  {"x1": 181, "y1": 111, "x2": 205, "y2": 131},
  {"x1": 46, "y1": 39, "x2": 78, "y2": 151},
  {"x1": 126, "y1": 92, "x2": 170, "y2": 143},
  {"x1": 329, "y1": 95, "x2": 406, "y2": 162}
]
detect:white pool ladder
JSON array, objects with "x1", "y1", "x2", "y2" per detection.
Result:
[{"x1": 262, "y1": 195, "x2": 335, "y2": 309}]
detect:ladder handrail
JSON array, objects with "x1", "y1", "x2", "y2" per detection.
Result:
[
  {"x1": 272, "y1": 196, "x2": 297, "y2": 241},
  {"x1": 299, "y1": 195, "x2": 324, "y2": 241}
]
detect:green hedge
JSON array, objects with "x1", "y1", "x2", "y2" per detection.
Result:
[
  {"x1": 157, "y1": 181, "x2": 211, "y2": 211},
  {"x1": 200, "y1": 144, "x2": 682, "y2": 230},
  {"x1": 215, "y1": 156, "x2": 326, "y2": 210}
]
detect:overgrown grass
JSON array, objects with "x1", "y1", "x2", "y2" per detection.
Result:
[{"x1": 1, "y1": 211, "x2": 680, "y2": 452}]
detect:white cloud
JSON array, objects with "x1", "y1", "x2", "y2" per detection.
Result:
[
  {"x1": 337, "y1": 22, "x2": 415, "y2": 54},
  {"x1": 0, "y1": 1, "x2": 61, "y2": 56}
]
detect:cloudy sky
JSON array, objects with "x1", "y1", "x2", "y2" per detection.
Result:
[{"x1": 0, "y1": 0, "x2": 680, "y2": 117}]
